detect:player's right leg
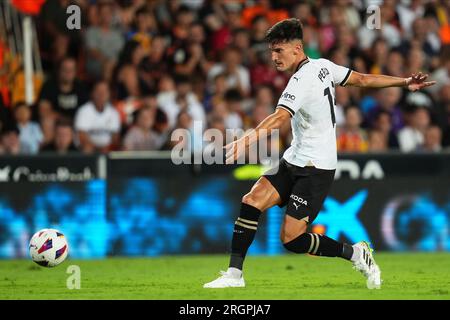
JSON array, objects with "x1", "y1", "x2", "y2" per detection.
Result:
[
  {"x1": 203, "y1": 176, "x2": 282, "y2": 288},
  {"x1": 279, "y1": 166, "x2": 381, "y2": 289}
]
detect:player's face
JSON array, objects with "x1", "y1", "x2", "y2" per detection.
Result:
[{"x1": 270, "y1": 41, "x2": 302, "y2": 72}]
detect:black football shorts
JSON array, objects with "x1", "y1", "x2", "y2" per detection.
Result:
[{"x1": 263, "y1": 158, "x2": 335, "y2": 224}]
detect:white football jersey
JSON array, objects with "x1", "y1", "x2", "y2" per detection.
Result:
[{"x1": 277, "y1": 58, "x2": 352, "y2": 170}]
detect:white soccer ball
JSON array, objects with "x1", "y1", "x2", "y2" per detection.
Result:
[{"x1": 29, "y1": 229, "x2": 69, "y2": 267}]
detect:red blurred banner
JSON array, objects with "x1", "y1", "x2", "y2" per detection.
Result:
[{"x1": 11, "y1": 0, "x2": 46, "y2": 15}]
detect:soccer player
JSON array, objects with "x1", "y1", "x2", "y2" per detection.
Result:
[{"x1": 203, "y1": 18, "x2": 436, "y2": 289}]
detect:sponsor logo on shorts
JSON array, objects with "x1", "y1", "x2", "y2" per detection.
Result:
[{"x1": 290, "y1": 194, "x2": 308, "y2": 208}]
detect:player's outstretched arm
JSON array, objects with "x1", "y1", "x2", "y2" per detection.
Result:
[
  {"x1": 224, "y1": 108, "x2": 291, "y2": 164},
  {"x1": 346, "y1": 71, "x2": 436, "y2": 92}
]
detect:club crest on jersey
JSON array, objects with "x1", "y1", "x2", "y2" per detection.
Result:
[
  {"x1": 290, "y1": 194, "x2": 308, "y2": 208},
  {"x1": 281, "y1": 92, "x2": 296, "y2": 101}
]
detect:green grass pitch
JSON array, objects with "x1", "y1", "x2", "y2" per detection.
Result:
[{"x1": 1, "y1": 253, "x2": 449, "y2": 300}]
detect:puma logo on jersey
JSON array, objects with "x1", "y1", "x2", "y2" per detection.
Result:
[{"x1": 290, "y1": 194, "x2": 308, "y2": 208}]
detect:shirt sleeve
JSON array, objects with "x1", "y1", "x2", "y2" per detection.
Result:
[
  {"x1": 109, "y1": 110, "x2": 121, "y2": 133},
  {"x1": 74, "y1": 107, "x2": 90, "y2": 132},
  {"x1": 276, "y1": 76, "x2": 303, "y2": 117},
  {"x1": 323, "y1": 59, "x2": 353, "y2": 87}
]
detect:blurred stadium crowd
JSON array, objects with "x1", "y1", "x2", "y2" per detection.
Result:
[{"x1": 1, "y1": 0, "x2": 450, "y2": 155}]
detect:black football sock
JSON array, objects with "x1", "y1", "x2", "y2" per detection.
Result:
[
  {"x1": 229, "y1": 203, "x2": 261, "y2": 271},
  {"x1": 283, "y1": 233, "x2": 354, "y2": 260}
]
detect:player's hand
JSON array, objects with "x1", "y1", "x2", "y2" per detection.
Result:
[
  {"x1": 224, "y1": 137, "x2": 247, "y2": 164},
  {"x1": 406, "y1": 72, "x2": 436, "y2": 92}
]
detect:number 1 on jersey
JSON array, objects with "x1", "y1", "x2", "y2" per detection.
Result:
[{"x1": 324, "y1": 86, "x2": 336, "y2": 127}]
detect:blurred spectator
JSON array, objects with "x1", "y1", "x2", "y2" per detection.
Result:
[
  {"x1": 40, "y1": 119, "x2": 78, "y2": 154},
  {"x1": 337, "y1": 106, "x2": 368, "y2": 152},
  {"x1": 367, "y1": 129, "x2": 388, "y2": 152},
  {"x1": 420, "y1": 125, "x2": 443, "y2": 152},
  {"x1": 152, "y1": 107, "x2": 170, "y2": 150},
  {"x1": 366, "y1": 87, "x2": 404, "y2": 133},
  {"x1": 156, "y1": 74, "x2": 176, "y2": 102},
  {"x1": 249, "y1": 15, "x2": 271, "y2": 63},
  {"x1": 301, "y1": 23, "x2": 321, "y2": 59},
  {"x1": 232, "y1": 28, "x2": 252, "y2": 66},
  {"x1": 168, "y1": 110, "x2": 202, "y2": 153},
  {"x1": 406, "y1": 47, "x2": 426, "y2": 77},
  {"x1": 369, "y1": 38, "x2": 389, "y2": 75},
  {"x1": 399, "y1": 17, "x2": 441, "y2": 59},
  {"x1": 85, "y1": 1, "x2": 125, "y2": 80},
  {"x1": 113, "y1": 40, "x2": 148, "y2": 101},
  {"x1": 242, "y1": 84, "x2": 276, "y2": 121},
  {"x1": 201, "y1": 4, "x2": 233, "y2": 56},
  {"x1": 14, "y1": 102, "x2": 43, "y2": 154},
  {"x1": 396, "y1": 0, "x2": 425, "y2": 35},
  {"x1": 248, "y1": 103, "x2": 271, "y2": 130},
  {"x1": 167, "y1": 22, "x2": 211, "y2": 77},
  {"x1": 123, "y1": 106, "x2": 159, "y2": 151},
  {"x1": 204, "y1": 73, "x2": 228, "y2": 113},
  {"x1": 385, "y1": 49, "x2": 406, "y2": 77},
  {"x1": 37, "y1": 100, "x2": 58, "y2": 147},
  {"x1": 398, "y1": 106, "x2": 431, "y2": 152},
  {"x1": 318, "y1": 6, "x2": 347, "y2": 54},
  {"x1": 139, "y1": 35, "x2": 169, "y2": 89},
  {"x1": 207, "y1": 46, "x2": 251, "y2": 97},
  {"x1": 126, "y1": 6, "x2": 158, "y2": 55},
  {"x1": 207, "y1": 114, "x2": 226, "y2": 141},
  {"x1": 74, "y1": 81, "x2": 121, "y2": 153},
  {"x1": 217, "y1": 89, "x2": 244, "y2": 130},
  {"x1": 428, "y1": 53, "x2": 450, "y2": 97},
  {"x1": 0, "y1": 126, "x2": 21, "y2": 155},
  {"x1": 38, "y1": 57, "x2": 89, "y2": 121},
  {"x1": 371, "y1": 110, "x2": 399, "y2": 149},
  {"x1": 251, "y1": 85, "x2": 275, "y2": 110},
  {"x1": 170, "y1": 4, "x2": 195, "y2": 43},
  {"x1": 158, "y1": 75, "x2": 206, "y2": 131},
  {"x1": 203, "y1": 114, "x2": 226, "y2": 158},
  {"x1": 38, "y1": 0, "x2": 83, "y2": 70},
  {"x1": 357, "y1": 1, "x2": 402, "y2": 51},
  {"x1": 291, "y1": 2, "x2": 317, "y2": 28}
]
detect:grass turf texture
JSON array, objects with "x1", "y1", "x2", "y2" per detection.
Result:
[{"x1": 1, "y1": 253, "x2": 449, "y2": 300}]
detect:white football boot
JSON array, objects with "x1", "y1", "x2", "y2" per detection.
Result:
[
  {"x1": 203, "y1": 268, "x2": 245, "y2": 288},
  {"x1": 352, "y1": 241, "x2": 382, "y2": 289}
]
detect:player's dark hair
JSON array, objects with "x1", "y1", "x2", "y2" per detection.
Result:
[{"x1": 265, "y1": 18, "x2": 303, "y2": 44}]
